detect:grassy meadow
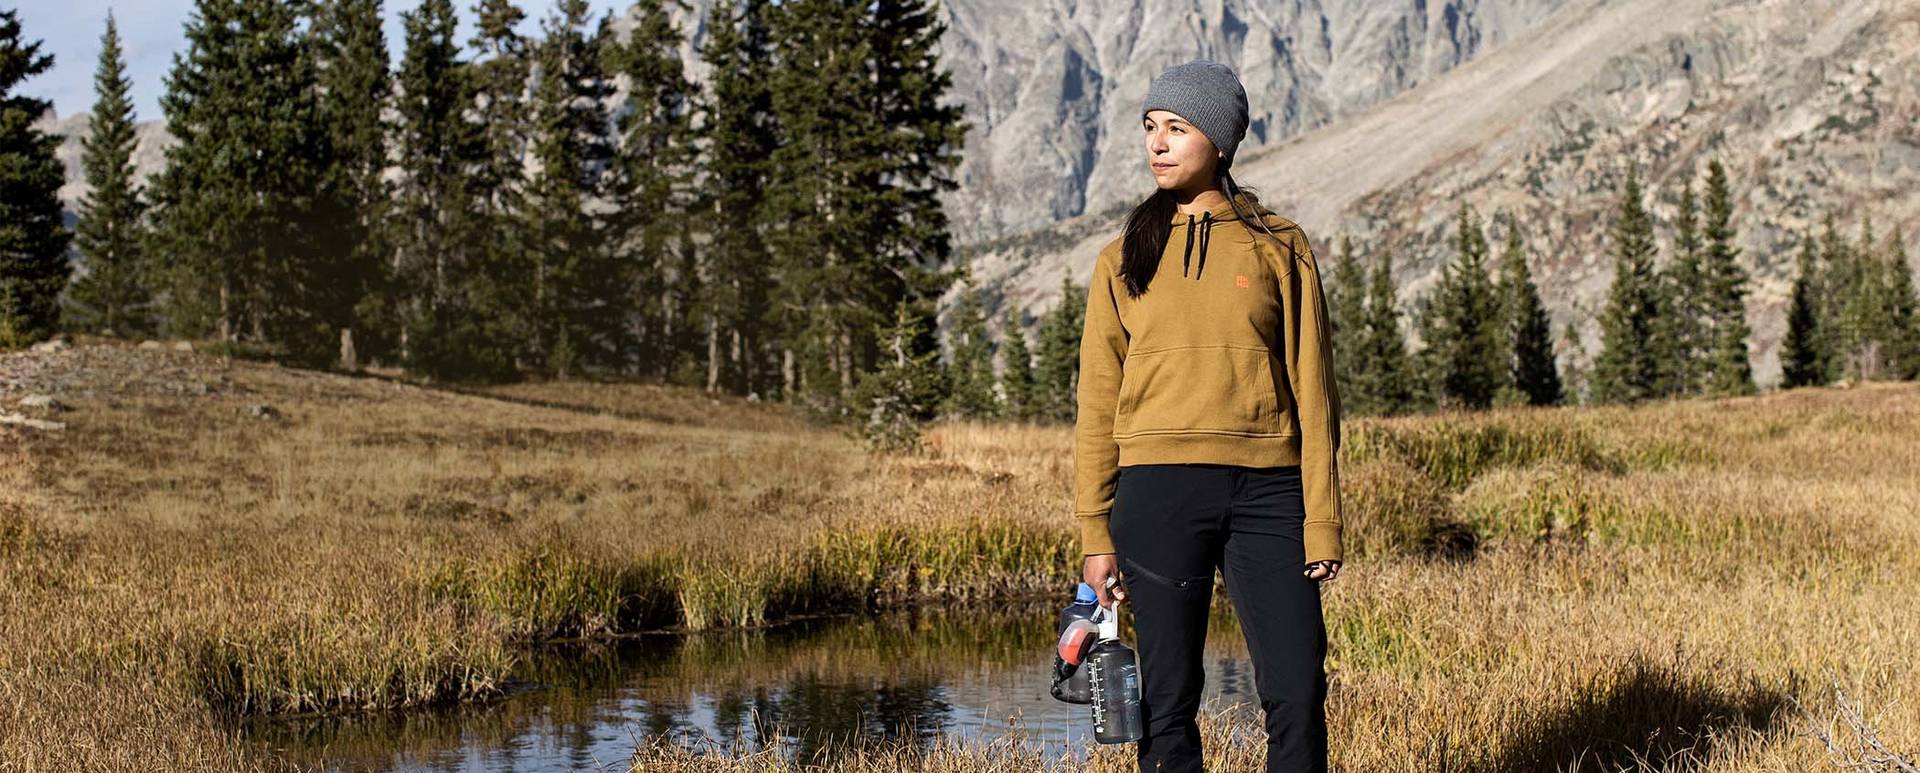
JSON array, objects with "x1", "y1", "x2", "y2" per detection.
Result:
[{"x1": 1, "y1": 339, "x2": 1917, "y2": 770}]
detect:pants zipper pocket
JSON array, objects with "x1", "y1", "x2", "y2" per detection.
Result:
[{"x1": 1121, "y1": 554, "x2": 1208, "y2": 591}]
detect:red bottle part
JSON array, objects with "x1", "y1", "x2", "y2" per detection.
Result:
[{"x1": 1057, "y1": 618, "x2": 1098, "y2": 665}]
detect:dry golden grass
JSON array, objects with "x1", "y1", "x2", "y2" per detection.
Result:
[{"x1": 2, "y1": 340, "x2": 1917, "y2": 771}]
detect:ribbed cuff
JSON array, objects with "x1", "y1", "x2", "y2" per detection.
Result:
[
  {"x1": 1078, "y1": 513, "x2": 1115, "y2": 556},
  {"x1": 1304, "y1": 521, "x2": 1342, "y2": 565}
]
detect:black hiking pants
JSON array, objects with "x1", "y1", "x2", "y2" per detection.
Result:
[{"x1": 1109, "y1": 463, "x2": 1329, "y2": 773}]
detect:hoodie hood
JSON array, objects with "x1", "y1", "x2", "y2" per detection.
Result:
[{"x1": 1169, "y1": 197, "x2": 1285, "y2": 281}]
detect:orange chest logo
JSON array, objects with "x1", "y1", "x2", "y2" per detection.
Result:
[{"x1": 1234, "y1": 275, "x2": 1250, "y2": 288}]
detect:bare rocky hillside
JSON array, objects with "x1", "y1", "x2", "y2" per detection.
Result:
[{"x1": 970, "y1": 0, "x2": 1920, "y2": 388}]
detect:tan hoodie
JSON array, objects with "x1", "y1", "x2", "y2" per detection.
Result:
[{"x1": 1073, "y1": 195, "x2": 1344, "y2": 564}]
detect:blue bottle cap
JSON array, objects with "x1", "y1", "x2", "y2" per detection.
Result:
[{"x1": 1075, "y1": 582, "x2": 1098, "y2": 604}]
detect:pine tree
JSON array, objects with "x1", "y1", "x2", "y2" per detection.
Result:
[
  {"x1": 1558, "y1": 321, "x2": 1589, "y2": 405},
  {"x1": 869, "y1": 0, "x2": 968, "y2": 340},
  {"x1": 999, "y1": 308, "x2": 1036, "y2": 421},
  {"x1": 1034, "y1": 274, "x2": 1085, "y2": 422},
  {"x1": 67, "y1": 12, "x2": 152, "y2": 338},
  {"x1": 1327, "y1": 233, "x2": 1366, "y2": 399},
  {"x1": 1498, "y1": 213, "x2": 1562, "y2": 406},
  {"x1": 765, "y1": 0, "x2": 966, "y2": 411},
  {"x1": 694, "y1": 0, "x2": 776, "y2": 395},
  {"x1": 465, "y1": 0, "x2": 532, "y2": 370},
  {"x1": 1350, "y1": 248, "x2": 1415, "y2": 415},
  {"x1": 0, "y1": 10, "x2": 71, "y2": 348},
  {"x1": 1698, "y1": 159, "x2": 1753, "y2": 395},
  {"x1": 147, "y1": 0, "x2": 329, "y2": 357},
  {"x1": 1780, "y1": 231, "x2": 1827, "y2": 389},
  {"x1": 310, "y1": 0, "x2": 390, "y2": 369},
  {"x1": 1876, "y1": 232, "x2": 1917, "y2": 381},
  {"x1": 766, "y1": 0, "x2": 875, "y2": 406},
  {"x1": 854, "y1": 298, "x2": 944, "y2": 453},
  {"x1": 389, "y1": 0, "x2": 506, "y2": 380},
  {"x1": 517, "y1": 0, "x2": 619, "y2": 377},
  {"x1": 391, "y1": 0, "x2": 459, "y2": 335},
  {"x1": 941, "y1": 269, "x2": 998, "y2": 419},
  {"x1": 146, "y1": 0, "x2": 241, "y2": 342},
  {"x1": 1592, "y1": 166, "x2": 1665, "y2": 404},
  {"x1": 1489, "y1": 217, "x2": 1517, "y2": 401},
  {"x1": 468, "y1": 0, "x2": 529, "y2": 209},
  {"x1": 606, "y1": 0, "x2": 699, "y2": 379},
  {"x1": 1654, "y1": 179, "x2": 1705, "y2": 396},
  {"x1": 1838, "y1": 216, "x2": 1892, "y2": 380},
  {"x1": 1419, "y1": 202, "x2": 1503, "y2": 409},
  {"x1": 1817, "y1": 212, "x2": 1856, "y2": 383}
]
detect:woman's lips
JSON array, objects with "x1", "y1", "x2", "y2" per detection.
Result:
[{"x1": 1152, "y1": 163, "x2": 1176, "y2": 171}]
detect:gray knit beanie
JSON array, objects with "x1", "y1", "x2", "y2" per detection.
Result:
[{"x1": 1141, "y1": 59, "x2": 1250, "y2": 168}]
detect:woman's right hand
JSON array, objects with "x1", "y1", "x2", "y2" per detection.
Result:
[{"x1": 1083, "y1": 554, "x2": 1126, "y2": 607}]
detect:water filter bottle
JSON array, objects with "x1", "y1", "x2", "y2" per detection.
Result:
[
  {"x1": 1084, "y1": 602, "x2": 1144, "y2": 744},
  {"x1": 1049, "y1": 582, "x2": 1100, "y2": 704}
]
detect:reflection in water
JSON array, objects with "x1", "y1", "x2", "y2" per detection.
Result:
[{"x1": 247, "y1": 600, "x2": 1257, "y2": 770}]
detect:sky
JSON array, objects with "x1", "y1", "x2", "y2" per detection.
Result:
[{"x1": 15, "y1": 0, "x2": 630, "y2": 122}]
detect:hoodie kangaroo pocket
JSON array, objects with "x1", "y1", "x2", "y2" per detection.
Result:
[{"x1": 1114, "y1": 345, "x2": 1286, "y2": 437}]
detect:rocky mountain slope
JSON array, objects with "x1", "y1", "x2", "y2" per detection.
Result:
[
  {"x1": 909, "y1": 0, "x2": 1574, "y2": 241},
  {"x1": 971, "y1": 0, "x2": 1920, "y2": 388}
]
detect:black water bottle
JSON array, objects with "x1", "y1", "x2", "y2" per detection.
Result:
[{"x1": 1084, "y1": 602, "x2": 1143, "y2": 744}]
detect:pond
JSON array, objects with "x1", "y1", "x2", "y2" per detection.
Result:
[{"x1": 246, "y1": 599, "x2": 1260, "y2": 770}]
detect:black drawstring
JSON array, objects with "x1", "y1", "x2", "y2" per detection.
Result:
[
  {"x1": 1180, "y1": 212, "x2": 1215, "y2": 280},
  {"x1": 1196, "y1": 211, "x2": 1212, "y2": 280}
]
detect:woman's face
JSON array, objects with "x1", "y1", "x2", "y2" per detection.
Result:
[{"x1": 1144, "y1": 109, "x2": 1220, "y2": 192}]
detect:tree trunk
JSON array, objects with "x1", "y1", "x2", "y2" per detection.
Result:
[
  {"x1": 339, "y1": 328, "x2": 358, "y2": 372},
  {"x1": 706, "y1": 314, "x2": 720, "y2": 393},
  {"x1": 218, "y1": 282, "x2": 232, "y2": 344},
  {"x1": 782, "y1": 347, "x2": 795, "y2": 398},
  {"x1": 839, "y1": 327, "x2": 854, "y2": 392},
  {"x1": 731, "y1": 327, "x2": 744, "y2": 395}
]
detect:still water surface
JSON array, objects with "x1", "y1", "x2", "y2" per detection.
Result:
[{"x1": 249, "y1": 600, "x2": 1259, "y2": 771}]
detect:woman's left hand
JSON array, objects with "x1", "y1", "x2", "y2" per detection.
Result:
[{"x1": 1303, "y1": 560, "x2": 1341, "y2": 583}]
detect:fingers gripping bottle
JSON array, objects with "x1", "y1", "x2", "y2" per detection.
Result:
[
  {"x1": 1084, "y1": 601, "x2": 1144, "y2": 744},
  {"x1": 1049, "y1": 582, "x2": 1099, "y2": 704}
]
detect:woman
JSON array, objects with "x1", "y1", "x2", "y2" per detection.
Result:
[{"x1": 1072, "y1": 59, "x2": 1344, "y2": 773}]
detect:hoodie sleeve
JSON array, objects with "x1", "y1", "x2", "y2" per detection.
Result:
[
  {"x1": 1278, "y1": 226, "x2": 1345, "y2": 564},
  {"x1": 1072, "y1": 244, "x2": 1128, "y2": 556}
]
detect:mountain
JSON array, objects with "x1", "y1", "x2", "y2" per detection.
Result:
[{"x1": 968, "y1": 0, "x2": 1920, "y2": 389}]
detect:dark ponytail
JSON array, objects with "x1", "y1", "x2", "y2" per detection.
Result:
[
  {"x1": 1119, "y1": 188, "x2": 1179, "y2": 298},
  {"x1": 1119, "y1": 165, "x2": 1277, "y2": 298}
]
